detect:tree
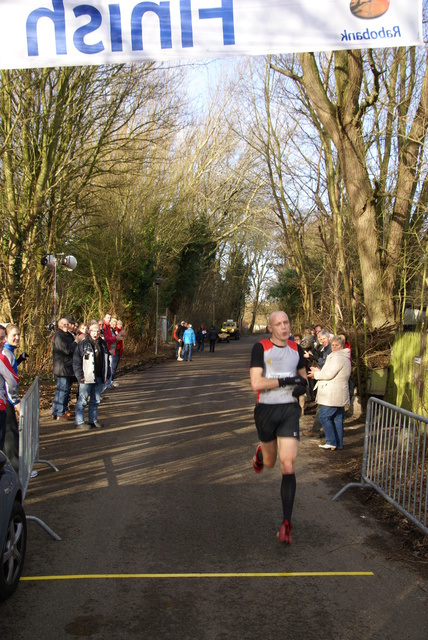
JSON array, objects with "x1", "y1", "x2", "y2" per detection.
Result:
[
  {"x1": 0, "y1": 63, "x2": 180, "y2": 344},
  {"x1": 270, "y1": 47, "x2": 428, "y2": 329}
]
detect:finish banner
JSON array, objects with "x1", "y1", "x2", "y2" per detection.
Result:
[{"x1": 0, "y1": 0, "x2": 423, "y2": 70}]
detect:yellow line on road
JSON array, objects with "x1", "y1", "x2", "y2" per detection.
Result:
[{"x1": 21, "y1": 571, "x2": 374, "y2": 581}]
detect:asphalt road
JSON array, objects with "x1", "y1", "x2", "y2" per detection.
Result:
[{"x1": 1, "y1": 335, "x2": 427, "y2": 639}]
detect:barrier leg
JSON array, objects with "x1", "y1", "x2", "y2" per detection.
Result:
[
  {"x1": 332, "y1": 481, "x2": 367, "y2": 501},
  {"x1": 35, "y1": 458, "x2": 59, "y2": 473},
  {"x1": 26, "y1": 515, "x2": 61, "y2": 541}
]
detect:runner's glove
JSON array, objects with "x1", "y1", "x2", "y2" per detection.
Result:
[{"x1": 292, "y1": 375, "x2": 308, "y2": 398}]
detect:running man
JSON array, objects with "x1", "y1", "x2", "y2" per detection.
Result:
[{"x1": 250, "y1": 311, "x2": 307, "y2": 544}]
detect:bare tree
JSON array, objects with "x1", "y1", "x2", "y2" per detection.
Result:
[
  {"x1": 0, "y1": 63, "x2": 179, "y2": 342},
  {"x1": 270, "y1": 47, "x2": 428, "y2": 329}
]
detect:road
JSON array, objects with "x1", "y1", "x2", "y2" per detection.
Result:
[{"x1": 1, "y1": 334, "x2": 427, "y2": 639}]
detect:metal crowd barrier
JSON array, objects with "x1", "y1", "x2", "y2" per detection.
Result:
[
  {"x1": 19, "y1": 376, "x2": 61, "y2": 540},
  {"x1": 333, "y1": 397, "x2": 428, "y2": 536}
]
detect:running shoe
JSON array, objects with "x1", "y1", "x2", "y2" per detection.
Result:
[
  {"x1": 252, "y1": 444, "x2": 264, "y2": 474},
  {"x1": 277, "y1": 520, "x2": 292, "y2": 544}
]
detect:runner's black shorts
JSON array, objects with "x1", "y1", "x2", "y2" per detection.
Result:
[{"x1": 254, "y1": 402, "x2": 301, "y2": 442}]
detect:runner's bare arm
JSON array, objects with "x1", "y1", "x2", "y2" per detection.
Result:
[{"x1": 250, "y1": 366, "x2": 280, "y2": 392}]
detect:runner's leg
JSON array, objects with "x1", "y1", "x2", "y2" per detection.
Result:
[{"x1": 277, "y1": 437, "x2": 299, "y2": 522}]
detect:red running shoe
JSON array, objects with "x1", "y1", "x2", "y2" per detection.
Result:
[
  {"x1": 252, "y1": 444, "x2": 263, "y2": 473},
  {"x1": 277, "y1": 520, "x2": 292, "y2": 544}
]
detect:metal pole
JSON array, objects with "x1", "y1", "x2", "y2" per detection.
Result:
[
  {"x1": 53, "y1": 258, "x2": 58, "y2": 331},
  {"x1": 155, "y1": 284, "x2": 159, "y2": 355}
]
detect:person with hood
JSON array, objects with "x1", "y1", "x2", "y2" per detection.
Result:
[{"x1": 308, "y1": 335, "x2": 351, "y2": 451}]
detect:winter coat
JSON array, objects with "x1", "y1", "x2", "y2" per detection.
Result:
[
  {"x1": 2, "y1": 345, "x2": 20, "y2": 406},
  {"x1": 73, "y1": 336, "x2": 110, "y2": 384},
  {"x1": 52, "y1": 328, "x2": 76, "y2": 377},
  {"x1": 183, "y1": 328, "x2": 196, "y2": 345},
  {"x1": 102, "y1": 322, "x2": 116, "y2": 351},
  {"x1": 317, "y1": 343, "x2": 332, "y2": 368},
  {"x1": 0, "y1": 352, "x2": 19, "y2": 409},
  {"x1": 313, "y1": 348, "x2": 351, "y2": 407},
  {"x1": 208, "y1": 328, "x2": 218, "y2": 341}
]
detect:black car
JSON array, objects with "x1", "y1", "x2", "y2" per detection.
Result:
[{"x1": 0, "y1": 450, "x2": 27, "y2": 601}]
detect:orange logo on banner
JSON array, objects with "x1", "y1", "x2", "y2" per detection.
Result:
[{"x1": 350, "y1": 0, "x2": 390, "y2": 19}]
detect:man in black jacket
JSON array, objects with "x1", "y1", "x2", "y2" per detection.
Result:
[{"x1": 52, "y1": 317, "x2": 77, "y2": 421}]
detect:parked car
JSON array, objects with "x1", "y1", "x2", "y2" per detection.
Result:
[{"x1": 0, "y1": 450, "x2": 27, "y2": 601}]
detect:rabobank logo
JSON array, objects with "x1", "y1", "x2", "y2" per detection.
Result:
[
  {"x1": 344, "y1": 1, "x2": 401, "y2": 44},
  {"x1": 350, "y1": 0, "x2": 390, "y2": 19}
]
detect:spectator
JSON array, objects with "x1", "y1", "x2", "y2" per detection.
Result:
[
  {"x1": 0, "y1": 325, "x2": 5, "y2": 351},
  {"x1": 101, "y1": 313, "x2": 115, "y2": 349},
  {"x1": 76, "y1": 323, "x2": 89, "y2": 343},
  {"x1": 303, "y1": 330, "x2": 332, "y2": 437},
  {"x1": 101, "y1": 313, "x2": 116, "y2": 392},
  {"x1": 173, "y1": 324, "x2": 180, "y2": 357},
  {"x1": 73, "y1": 321, "x2": 110, "y2": 430},
  {"x1": 0, "y1": 325, "x2": 19, "y2": 453},
  {"x1": 316, "y1": 330, "x2": 332, "y2": 367},
  {"x1": 208, "y1": 326, "x2": 218, "y2": 352},
  {"x1": 196, "y1": 326, "x2": 205, "y2": 352},
  {"x1": 176, "y1": 321, "x2": 187, "y2": 361},
  {"x1": 110, "y1": 318, "x2": 124, "y2": 386},
  {"x1": 66, "y1": 315, "x2": 78, "y2": 337},
  {"x1": 300, "y1": 331, "x2": 318, "y2": 400},
  {"x1": 338, "y1": 331, "x2": 352, "y2": 357},
  {"x1": 52, "y1": 317, "x2": 77, "y2": 421},
  {"x1": 313, "y1": 324, "x2": 323, "y2": 348},
  {"x1": 2, "y1": 324, "x2": 22, "y2": 472},
  {"x1": 182, "y1": 324, "x2": 196, "y2": 361},
  {"x1": 308, "y1": 335, "x2": 351, "y2": 450}
]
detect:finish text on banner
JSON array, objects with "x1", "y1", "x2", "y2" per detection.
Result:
[{"x1": 0, "y1": 0, "x2": 423, "y2": 70}]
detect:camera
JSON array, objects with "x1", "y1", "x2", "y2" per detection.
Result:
[
  {"x1": 300, "y1": 334, "x2": 319, "y2": 364},
  {"x1": 300, "y1": 335, "x2": 315, "y2": 350}
]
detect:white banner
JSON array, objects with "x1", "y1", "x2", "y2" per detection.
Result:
[{"x1": 0, "y1": 0, "x2": 423, "y2": 70}]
